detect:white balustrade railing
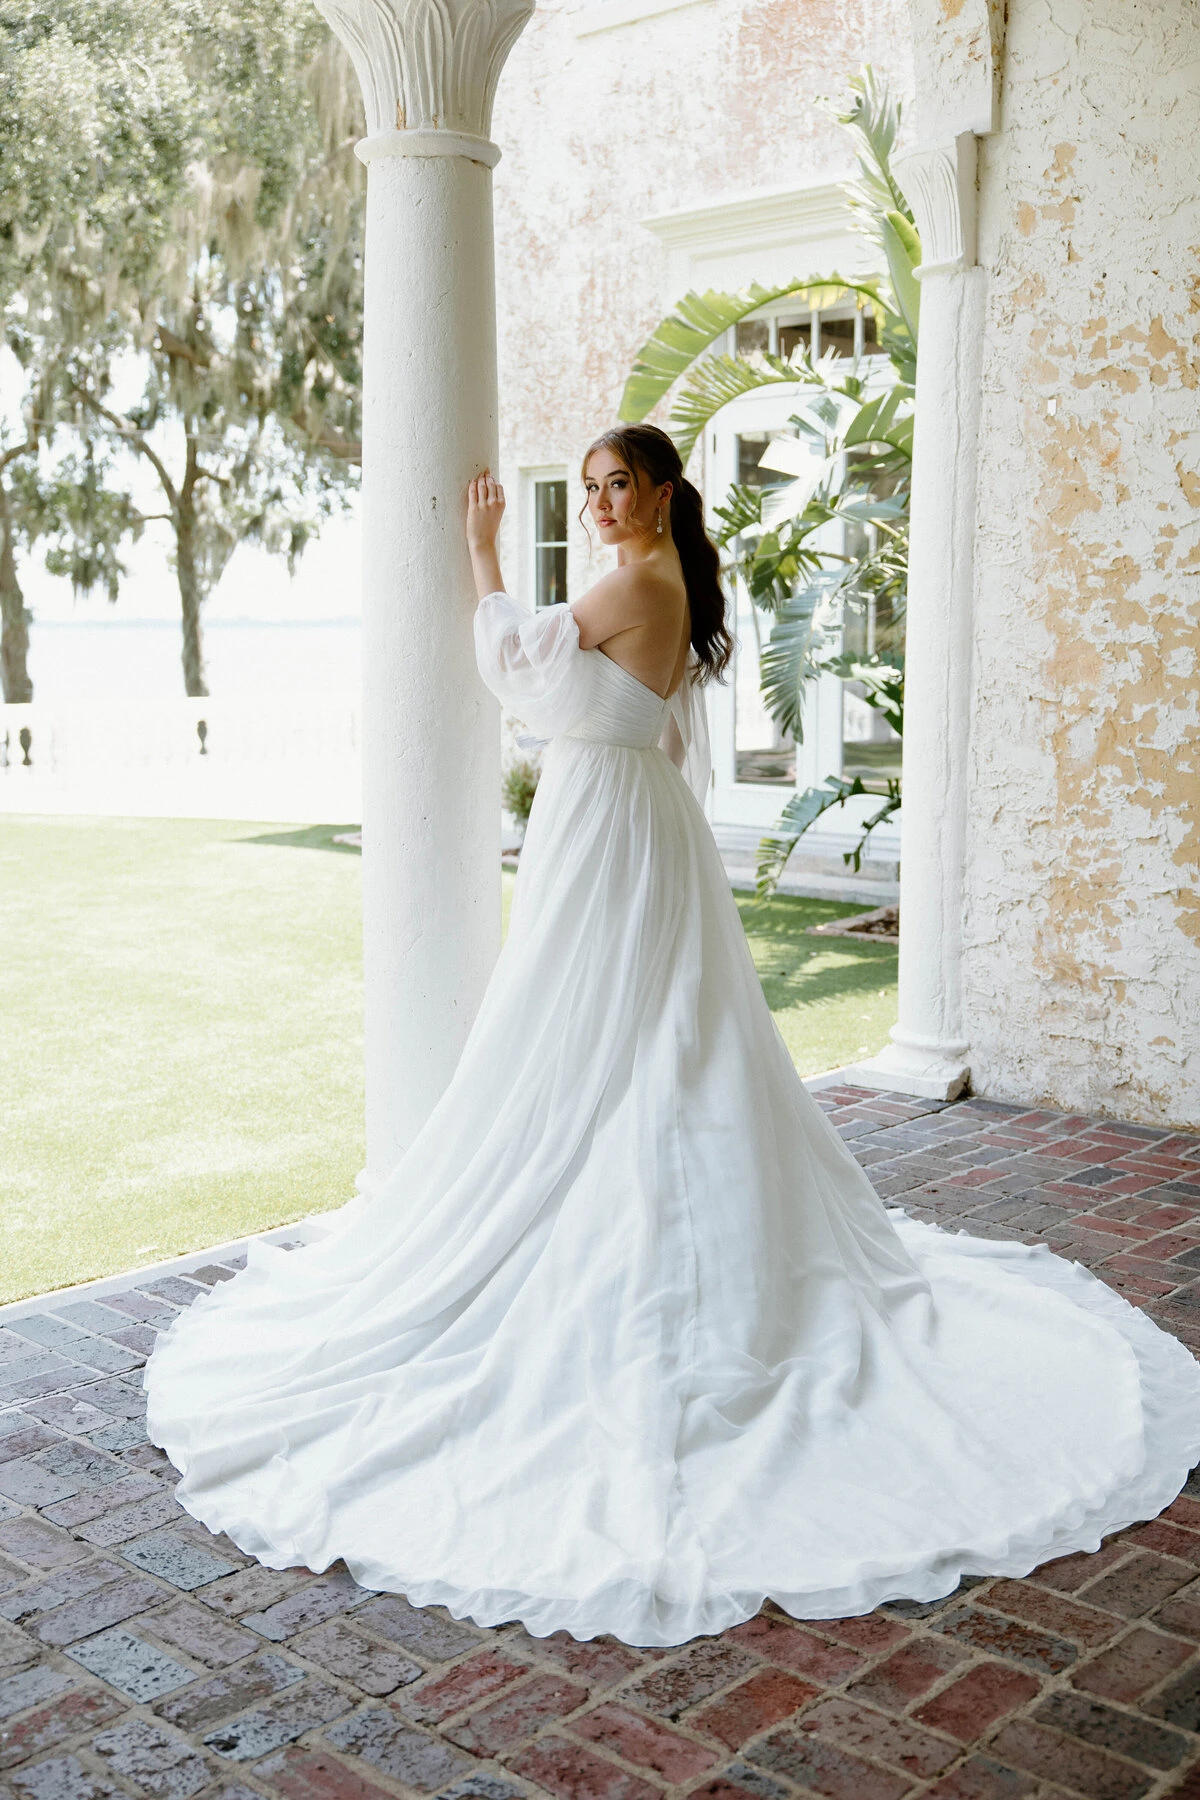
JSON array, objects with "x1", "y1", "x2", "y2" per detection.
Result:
[{"x1": 0, "y1": 699, "x2": 364, "y2": 823}]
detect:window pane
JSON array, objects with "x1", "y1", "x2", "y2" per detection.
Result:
[
  {"x1": 734, "y1": 585, "x2": 795, "y2": 784},
  {"x1": 736, "y1": 319, "x2": 770, "y2": 355},
  {"x1": 778, "y1": 319, "x2": 811, "y2": 361},
  {"x1": 536, "y1": 543, "x2": 568, "y2": 609},
  {"x1": 842, "y1": 681, "x2": 901, "y2": 781},
  {"x1": 535, "y1": 478, "x2": 567, "y2": 545},
  {"x1": 729, "y1": 433, "x2": 795, "y2": 783},
  {"x1": 861, "y1": 308, "x2": 886, "y2": 355},
  {"x1": 818, "y1": 314, "x2": 855, "y2": 359},
  {"x1": 736, "y1": 430, "x2": 772, "y2": 487}
]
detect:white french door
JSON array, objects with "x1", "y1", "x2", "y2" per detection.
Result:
[{"x1": 703, "y1": 365, "x2": 901, "y2": 865}]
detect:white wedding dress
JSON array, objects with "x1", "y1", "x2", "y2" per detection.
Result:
[{"x1": 144, "y1": 591, "x2": 1200, "y2": 1647}]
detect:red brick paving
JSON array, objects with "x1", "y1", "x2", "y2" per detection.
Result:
[{"x1": 0, "y1": 1090, "x2": 1199, "y2": 1797}]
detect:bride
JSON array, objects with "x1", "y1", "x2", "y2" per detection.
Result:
[{"x1": 144, "y1": 422, "x2": 1200, "y2": 1648}]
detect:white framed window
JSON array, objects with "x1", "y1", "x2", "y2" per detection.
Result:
[
  {"x1": 839, "y1": 447, "x2": 902, "y2": 784},
  {"x1": 532, "y1": 474, "x2": 569, "y2": 609},
  {"x1": 733, "y1": 302, "x2": 887, "y2": 363}
]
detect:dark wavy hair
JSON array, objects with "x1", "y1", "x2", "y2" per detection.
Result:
[{"x1": 580, "y1": 423, "x2": 733, "y2": 686}]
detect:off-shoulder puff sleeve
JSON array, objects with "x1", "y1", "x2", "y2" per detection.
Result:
[{"x1": 474, "y1": 592, "x2": 594, "y2": 740}]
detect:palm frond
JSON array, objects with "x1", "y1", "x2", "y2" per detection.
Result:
[
  {"x1": 833, "y1": 493, "x2": 908, "y2": 524},
  {"x1": 880, "y1": 211, "x2": 921, "y2": 345},
  {"x1": 619, "y1": 277, "x2": 894, "y2": 425},
  {"x1": 828, "y1": 68, "x2": 913, "y2": 248},
  {"x1": 760, "y1": 456, "x2": 839, "y2": 533},
  {"x1": 849, "y1": 785, "x2": 903, "y2": 870},
  {"x1": 755, "y1": 773, "x2": 902, "y2": 895},
  {"x1": 841, "y1": 384, "x2": 912, "y2": 454},
  {"x1": 711, "y1": 482, "x2": 764, "y2": 548},
  {"x1": 819, "y1": 655, "x2": 904, "y2": 735},
  {"x1": 758, "y1": 576, "x2": 839, "y2": 738},
  {"x1": 667, "y1": 352, "x2": 808, "y2": 463},
  {"x1": 755, "y1": 777, "x2": 869, "y2": 894},
  {"x1": 729, "y1": 531, "x2": 827, "y2": 611}
]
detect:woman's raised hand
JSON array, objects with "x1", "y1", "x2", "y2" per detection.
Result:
[
  {"x1": 467, "y1": 472, "x2": 506, "y2": 550},
  {"x1": 466, "y1": 471, "x2": 507, "y2": 600}
]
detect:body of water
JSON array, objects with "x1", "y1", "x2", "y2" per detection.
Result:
[{"x1": 23, "y1": 618, "x2": 362, "y2": 702}]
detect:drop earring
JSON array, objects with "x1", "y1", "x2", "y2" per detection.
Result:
[{"x1": 656, "y1": 507, "x2": 663, "y2": 536}]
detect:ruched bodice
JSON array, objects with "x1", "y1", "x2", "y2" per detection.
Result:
[
  {"x1": 563, "y1": 650, "x2": 670, "y2": 747},
  {"x1": 472, "y1": 589, "x2": 712, "y2": 799}
]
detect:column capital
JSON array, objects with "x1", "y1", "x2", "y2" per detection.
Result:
[
  {"x1": 895, "y1": 134, "x2": 978, "y2": 279},
  {"x1": 315, "y1": 0, "x2": 533, "y2": 147}
]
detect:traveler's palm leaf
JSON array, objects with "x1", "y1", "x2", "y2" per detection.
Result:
[
  {"x1": 619, "y1": 277, "x2": 895, "y2": 436},
  {"x1": 759, "y1": 582, "x2": 839, "y2": 741},
  {"x1": 755, "y1": 774, "x2": 903, "y2": 893}
]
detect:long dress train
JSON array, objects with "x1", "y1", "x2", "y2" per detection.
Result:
[{"x1": 143, "y1": 591, "x2": 1200, "y2": 1648}]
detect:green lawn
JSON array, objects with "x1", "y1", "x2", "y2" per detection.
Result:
[
  {"x1": 734, "y1": 891, "x2": 898, "y2": 1078},
  {"x1": 0, "y1": 818, "x2": 895, "y2": 1302}
]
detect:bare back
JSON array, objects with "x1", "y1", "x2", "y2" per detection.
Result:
[{"x1": 571, "y1": 562, "x2": 691, "y2": 700}]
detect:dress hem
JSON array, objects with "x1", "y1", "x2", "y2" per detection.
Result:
[{"x1": 144, "y1": 1211, "x2": 1200, "y2": 1650}]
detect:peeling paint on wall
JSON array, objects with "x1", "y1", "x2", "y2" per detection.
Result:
[
  {"x1": 967, "y1": 0, "x2": 1200, "y2": 1123},
  {"x1": 906, "y1": 0, "x2": 1003, "y2": 137}
]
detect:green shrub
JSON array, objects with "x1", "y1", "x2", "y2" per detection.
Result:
[{"x1": 502, "y1": 756, "x2": 540, "y2": 824}]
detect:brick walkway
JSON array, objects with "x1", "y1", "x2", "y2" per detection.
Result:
[{"x1": 2, "y1": 1088, "x2": 1200, "y2": 1800}]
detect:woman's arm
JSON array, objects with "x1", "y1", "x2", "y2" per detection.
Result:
[{"x1": 467, "y1": 472, "x2": 507, "y2": 600}]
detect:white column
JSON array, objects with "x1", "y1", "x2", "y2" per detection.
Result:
[
  {"x1": 315, "y1": 0, "x2": 533, "y2": 1185},
  {"x1": 851, "y1": 135, "x2": 983, "y2": 1103}
]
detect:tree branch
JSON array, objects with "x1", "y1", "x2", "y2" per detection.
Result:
[
  {"x1": 153, "y1": 324, "x2": 212, "y2": 369},
  {"x1": 72, "y1": 388, "x2": 179, "y2": 513},
  {"x1": 0, "y1": 435, "x2": 38, "y2": 475},
  {"x1": 292, "y1": 411, "x2": 361, "y2": 462}
]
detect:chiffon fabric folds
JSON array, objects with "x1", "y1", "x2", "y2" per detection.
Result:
[{"x1": 144, "y1": 591, "x2": 1200, "y2": 1648}]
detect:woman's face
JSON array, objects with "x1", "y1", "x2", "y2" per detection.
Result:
[{"x1": 584, "y1": 453, "x2": 645, "y2": 546}]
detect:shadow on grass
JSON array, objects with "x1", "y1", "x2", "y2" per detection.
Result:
[
  {"x1": 756, "y1": 950, "x2": 897, "y2": 1012},
  {"x1": 735, "y1": 891, "x2": 897, "y2": 1013},
  {"x1": 244, "y1": 824, "x2": 362, "y2": 855},
  {"x1": 735, "y1": 893, "x2": 899, "y2": 946}
]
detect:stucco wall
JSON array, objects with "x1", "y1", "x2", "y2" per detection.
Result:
[
  {"x1": 490, "y1": 0, "x2": 912, "y2": 577},
  {"x1": 964, "y1": 0, "x2": 1200, "y2": 1121}
]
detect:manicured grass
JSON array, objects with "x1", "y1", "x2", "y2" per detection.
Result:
[
  {"x1": 0, "y1": 818, "x2": 895, "y2": 1302},
  {"x1": 1, "y1": 818, "x2": 365, "y2": 1304},
  {"x1": 734, "y1": 891, "x2": 898, "y2": 1077}
]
